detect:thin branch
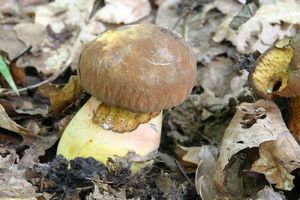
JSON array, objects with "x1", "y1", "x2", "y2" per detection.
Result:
[{"x1": 175, "y1": 159, "x2": 194, "y2": 186}]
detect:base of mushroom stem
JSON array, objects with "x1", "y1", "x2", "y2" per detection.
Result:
[{"x1": 56, "y1": 96, "x2": 162, "y2": 171}]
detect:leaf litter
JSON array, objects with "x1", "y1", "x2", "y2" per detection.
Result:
[{"x1": 1, "y1": 0, "x2": 300, "y2": 199}]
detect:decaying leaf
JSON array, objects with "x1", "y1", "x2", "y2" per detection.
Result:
[
  {"x1": 179, "y1": 145, "x2": 202, "y2": 165},
  {"x1": 155, "y1": 0, "x2": 230, "y2": 63},
  {"x1": 214, "y1": 100, "x2": 285, "y2": 192},
  {"x1": 195, "y1": 145, "x2": 219, "y2": 200},
  {"x1": 252, "y1": 124, "x2": 300, "y2": 190},
  {"x1": 0, "y1": 104, "x2": 33, "y2": 137},
  {"x1": 229, "y1": 1, "x2": 258, "y2": 30},
  {"x1": 214, "y1": 1, "x2": 300, "y2": 53},
  {"x1": 48, "y1": 76, "x2": 81, "y2": 117},
  {"x1": 255, "y1": 186, "x2": 284, "y2": 200},
  {"x1": 0, "y1": 27, "x2": 27, "y2": 60},
  {"x1": 251, "y1": 148, "x2": 294, "y2": 190},
  {"x1": 96, "y1": 0, "x2": 151, "y2": 24},
  {"x1": 0, "y1": 148, "x2": 41, "y2": 199}
]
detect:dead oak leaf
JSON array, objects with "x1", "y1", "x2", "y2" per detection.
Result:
[
  {"x1": 251, "y1": 148, "x2": 294, "y2": 191},
  {"x1": 214, "y1": 100, "x2": 284, "y2": 192},
  {"x1": 251, "y1": 128, "x2": 300, "y2": 191}
]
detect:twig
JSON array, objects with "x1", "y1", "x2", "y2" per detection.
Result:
[
  {"x1": 0, "y1": 57, "x2": 72, "y2": 96},
  {"x1": 175, "y1": 159, "x2": 194, "y2": 186}
]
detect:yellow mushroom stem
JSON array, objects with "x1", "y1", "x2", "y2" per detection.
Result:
[{"x1": 57, "y1": 97, "x2": 162, "y2": 170}]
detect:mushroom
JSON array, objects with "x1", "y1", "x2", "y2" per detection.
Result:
[
  {"x1": 249, "y1": 36, "x2": 300, "y2": 98},
  {"x1": 248, "y1": 35, "x2": 300, "y2": 143},
  {"x1": 57, "y1": 24, "x2": 197, "y2": 169}
]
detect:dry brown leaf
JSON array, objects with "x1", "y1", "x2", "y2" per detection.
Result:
[
  {"x1": 214, "y1": 1, "x2": 300, "y2": 53},
  {"x1": 197, "y1": 57, "x2": 248, "y2": 97},
  {"x1": 96, "y1": 0, "x2": 151, "y2": 24},
  {"x1": 14, "y1": 23, "x2": 46, "y2": 53},
  {"x1": 180, "y1": 146, "x2": 202, "y2": 165},
  {"x1": 0, "y1": 27, "x2": 27, "y2": 60},
  {"x1": 251, "y1": 126, "x2": 300, "y2": 190},
  {"x1": 155, "y1": 0, "x2": 227, "y2": 64},
  {"x1": 13, "y1": 0, "x2": 96, "y2": 74},
  {"x1": 0, "y1": 149, "x2": 40, "y2": 199},
  {"x1": 39, "y1": 76, "x2": 82, "y2": 117},
  {"x1": 251, "y1": 148, "x2": 294, "y2": 190},
  {"x1": 214, "y1": 100, "x2": 285, "y2": 192},
  {"x1": 49, "y1": 76, "x2": 81, "y2": 117},
  {"x1": 195, "y1": 145, "x2": 219, "y2": 200},
  {"x1": 0, "y1": 104, "x2": 33, "y2": 137},
  {"x1": 255, "y1": 186, "x2": 284, "y2": 200}
]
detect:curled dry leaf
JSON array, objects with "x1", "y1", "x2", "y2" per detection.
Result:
[
  {"x1": 38, "y1": 76, "x2": 82, "y2": 117},
  {"x1": 0, "y1": 104, "x2": 34, "y2": 137},
  {"x1": 251, "y1": 122, "x2": 300, "y2": 190},
  {"x1": 251, "y1": 148, "x2": 294, "y2": 191},
  {"x1": 214, "y1": 1, "x2": 300, "y2": 53},
  {"x1": 214, "y1": 100, "x2": 284, "y2": 192},
  {"x1": 195, "y1": 145, "x2": 219, "y2": 200},
  {"x1": 96, "y1": 0, "x2": 151, "y2": 24},
  {"x1": 48, "y1": 76, "x2": 82, "y2": 117}
]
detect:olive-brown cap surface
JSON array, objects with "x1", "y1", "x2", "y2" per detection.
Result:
[{"x1": 78, "y1": 24, "x2": 197, "y2": 112}]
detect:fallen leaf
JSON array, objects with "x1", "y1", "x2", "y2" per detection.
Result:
[
  {"x1": 0, "y1": 104, "x2": 33, "y2": 137},
  {"x1": 49, "y1": 76, "x2": 81, "y2": 117},
  {"x1": 255, "y1": 186, "x2": 284, "y2": 200},
  {"x1": 197, "y1": 57, "x2": 238, "y2": 97},
  {"x1": 177, "y1": 145, "x2": 202, "y2": 165},
  {"x1": 14, "y1": 22, "x2": 46, "y2": 53},
  {"x1": 155, "y1": 0, "x2": 228, "y2": 63},
  {"x1": 229, "y1": 1, "x2": 258, "y2": 30},
  {"x1": 251, "y1": 126, "x2": 300, "y2": 190},
  {"x1": 96, "y1": 0, "x2": 151, "y2": 24},
  {"x1": 195, "y1": 145, "x2": 219, "y2": 200},
  {"x1": 0, "y1": 27, "x2": 27, "y2": 60},
  {"x1": 214, "y1": 1, "x2": 300, "y2": 53},
  {"x1": 251, "y1": 148, "x2": 294, "y2": 190},
  {"x1": 0, "y1": 149, "x2": 41, "y2": 199},
  {"x1": 214, "y1": 100, "x2": 285, "y2": 192}
]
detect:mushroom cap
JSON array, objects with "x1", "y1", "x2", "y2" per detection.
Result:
[{"x1": 78, "y1": 24, "x2": 197, "y2": 112}]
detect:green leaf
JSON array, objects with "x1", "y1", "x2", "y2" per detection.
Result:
[{"x1": 0, "y1": 55, "x2": 19, "y2": 95}]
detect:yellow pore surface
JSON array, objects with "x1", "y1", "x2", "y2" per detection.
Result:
[
  {"x1": 57, "y1": 97, "x2": 162, "y2": 165},
  {"x1": 252, "y1": 43, "x2": 294, "y2": 96}
]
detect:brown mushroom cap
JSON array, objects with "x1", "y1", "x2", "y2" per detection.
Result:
[{"x1": 78, "y1": 24, "x2": 197, "y2": 112}]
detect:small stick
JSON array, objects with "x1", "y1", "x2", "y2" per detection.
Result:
[{"x1": 175, "y1": 159, "x2": 194, "y2": 186}]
